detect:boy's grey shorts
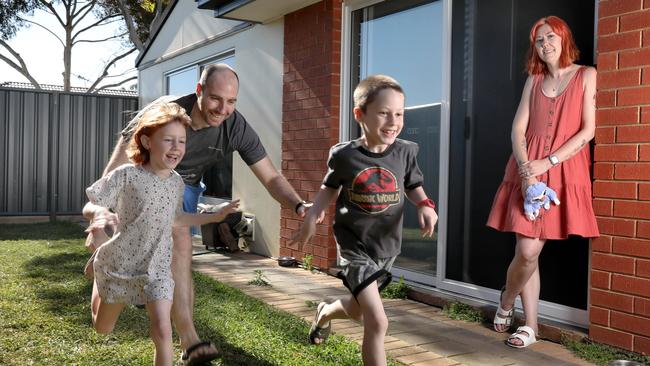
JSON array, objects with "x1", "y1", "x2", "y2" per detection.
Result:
[{"x1": 337, "y1": 248, "x2": 396, "y2": 299}]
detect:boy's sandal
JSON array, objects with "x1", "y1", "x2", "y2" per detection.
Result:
[
  {"x1": 181, "y1": 341, "x2": 219, "y2": 366},
  {"x1": 308, "y1": 301, "x2": 331, "y2": 345},
  {"x1": 493, "y1": 286, "x2": 514, "y2": 333},
  {"x1": 506, "y1": 325, "x2": 538, "y2": 348}
]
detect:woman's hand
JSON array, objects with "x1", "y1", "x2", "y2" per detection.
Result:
[
  {"x1": 518, "y1": 158, "x2": 552, "y2": 179},
  {"x1": 520, "y1": 176, "x2": 539, "y2": 197}
]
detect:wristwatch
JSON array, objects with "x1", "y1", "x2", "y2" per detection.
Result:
[
  {"x1": 548, "y1": 154, "x2": 559, "y2": 167},
  {"x1": 294, "y1": 200, "x2": 313, "y2": 214}
]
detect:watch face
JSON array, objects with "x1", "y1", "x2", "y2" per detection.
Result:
[{"x1": 550, "y1": 155, "x2": 559, "y2": 165}]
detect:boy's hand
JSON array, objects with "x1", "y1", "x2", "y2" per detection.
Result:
[
  {"x1": 288, "y1": 219, "x2": 317, "y2": 252},
  {"x1": 214, "y1": 199, "x2": 241, "y2": 222},
  {"x1": 418, "y1": 206, "x2": 438, "y2": 238}
]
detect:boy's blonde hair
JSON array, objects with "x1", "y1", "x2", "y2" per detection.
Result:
[
  {"x1": 127, "y1": 102, "x2": 191, "y2": 164},
  {"x1": 353, "y1": 75, "x2": 404, "y2": 112}
]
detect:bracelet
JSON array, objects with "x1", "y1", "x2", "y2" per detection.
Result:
[
  {"x1": 417, "y1": 198, "x2": 436, "y2": 210},
  {"x1": 295, "y1": 201, "x2": 305, "y2": 214}
]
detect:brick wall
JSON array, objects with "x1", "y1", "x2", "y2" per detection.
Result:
[
  {"x1": 280, "y1": 0, "x2": 342, "y2": 269},
  {"x1": 592, "y1": 0, "x2": 650, "y2": 354}
]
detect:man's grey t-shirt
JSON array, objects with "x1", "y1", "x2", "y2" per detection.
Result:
[
  {"x1": 122, "y1": 94, "x2": 266, "y2": 186},
  {"x1": 323, "y1": 139, "x2": 424, "y2": 259}
]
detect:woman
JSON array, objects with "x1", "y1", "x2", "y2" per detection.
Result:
[{"x1": 486, "y1": 15, "x2": 599, "y2": 348}]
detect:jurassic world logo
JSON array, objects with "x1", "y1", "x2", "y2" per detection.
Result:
[{"x1": 348, "y1": 167, "x2": 400, "y2": 214}]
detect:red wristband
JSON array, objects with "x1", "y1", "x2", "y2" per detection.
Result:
[{"x1": 417, "y1": 198, "x2": 435, "y2": 210}]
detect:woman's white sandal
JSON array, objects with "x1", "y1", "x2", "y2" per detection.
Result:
[
  {"x1": 506, "y1": 325, "x2": 538, "y2": 348},
  {"x1": 493, "y1": 286, "x2": 514, "y2": 332}
]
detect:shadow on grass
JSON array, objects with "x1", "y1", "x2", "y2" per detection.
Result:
[
  {"x1": 21, "y1": 242, "x2": 276, "y2": 365},
  {"x1": 0, "y1": 221, "x2": 86, "y2": 240}
]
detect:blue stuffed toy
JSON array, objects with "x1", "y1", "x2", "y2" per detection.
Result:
[{"x1": 523, "y1": 182, "x2": 560, "y2": 221}]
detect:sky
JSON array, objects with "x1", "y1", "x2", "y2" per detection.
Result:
[{"x1": 0, "y1": 4, "x2": 138, "y2": 90}]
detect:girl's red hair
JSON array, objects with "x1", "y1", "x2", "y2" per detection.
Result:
[{"x1": 525, "y1": 16, "x2": 579, "y2": 75}]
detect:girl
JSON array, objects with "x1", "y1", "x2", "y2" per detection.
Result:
[
  {"x1": 487, "y1": 16, "x2": 599, "y2": 348},
  {"x1": 83, "y1": 102, "x2": 239, "y2": 365}
]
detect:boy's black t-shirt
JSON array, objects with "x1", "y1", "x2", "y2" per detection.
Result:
[
  {"x1": 122, "y1": 94, "x2": 267, "y2": 186},
  {"x1": 323, "y1": 139, "x2": 424, "y2": 259}
]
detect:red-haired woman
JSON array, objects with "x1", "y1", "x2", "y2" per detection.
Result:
[{"x1": 486, "y1": 16, "x2": 599, "y2": 348}]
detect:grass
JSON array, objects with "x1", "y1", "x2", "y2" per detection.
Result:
[
  {"x1": 0, "y1": 221, "x2": 404, "y2": 366},
  {"x1": 562, "y1": 336, "x2": 650, "y2": 366},
  {"x1": 442, "y1": 301, "x2": 485, "y2": 323},
  {"x1": 380, "y1": 276, "x2": 410, "y2": 299}
]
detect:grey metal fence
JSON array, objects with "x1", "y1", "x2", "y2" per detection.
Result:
[{"x1": 0, "y1": 86, "x2": 138, "y2": 218}]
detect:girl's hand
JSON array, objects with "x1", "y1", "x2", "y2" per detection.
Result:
[
  {"x1": 214, "y1": 199, "x2": 241, "y2": 222},
  {"x1": 86, "y1": 207, "x2": 119, "y2": 232},
  {"x1": 418, "y1": 206, "x2": 438, "y2": 238},
  {"x1": 518, "y1": 159, "x2": 551, "y2": 179}
]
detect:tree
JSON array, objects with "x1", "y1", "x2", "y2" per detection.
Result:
[{"x1": 0, "y1": 0, "x2": 166, "y2": 92}]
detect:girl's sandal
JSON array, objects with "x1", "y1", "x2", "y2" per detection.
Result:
[
  {"x1": 493, "y1": 286, "x2": 514, "y2": 333},
  {"x1": 506, "y1": 325, "x2": 538, "y2": 348}
]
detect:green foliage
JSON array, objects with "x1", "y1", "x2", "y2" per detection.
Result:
[
  {"x1": 380, "y1": 276, "x2": 410, "y2": 299},
  {"x1": 301, "y1": 254, "x2": 314, "y2": 272},
  {"x1": 0, "y1": 222, "x2": 406, "y2": 366},
  {"x1": 248, "y1": 269, "x2": 271, "y2": 287},
  {"x1": 562, "y1": 336, "x2": 650, "y2": 366},
  {"x1": 442, "y1": 301, "x2": 485, "y2": 323}
]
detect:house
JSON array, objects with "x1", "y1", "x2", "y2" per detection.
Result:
[{"x1": 134, "y1": 0, "x2": 650, "y2": 354}]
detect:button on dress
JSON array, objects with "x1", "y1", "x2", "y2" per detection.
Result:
[{"x1": 487, "y1": 67, "x2": 599, "y2": 239}]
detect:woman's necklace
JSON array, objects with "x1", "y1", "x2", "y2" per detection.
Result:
[{"x1": 546, "y1": 68, "x2": 571, "y2": 94}]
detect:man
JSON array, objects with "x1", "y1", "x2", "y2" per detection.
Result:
[{"x1": 84, "y1": 64, "x2": 310, "y2": 365}]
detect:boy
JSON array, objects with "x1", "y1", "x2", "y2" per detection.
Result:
[{"x1": 291, "y1": 75, "x2": 438, "y2": 365}]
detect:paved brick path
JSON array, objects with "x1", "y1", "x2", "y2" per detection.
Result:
[{"x1": 192, "y1": 248, "x2": 595, "y2": 366}]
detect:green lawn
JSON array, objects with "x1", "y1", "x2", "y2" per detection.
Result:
[{"x1": 0, "y1": 222, "x2": 403, "y2": 366}]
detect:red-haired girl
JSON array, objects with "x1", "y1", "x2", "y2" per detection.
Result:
[{"x1": 83, "y1": 102, "x2": 239, "y2": 365}]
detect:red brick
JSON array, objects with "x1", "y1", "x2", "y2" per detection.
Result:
[
  {"x1": 618, "y1": 125, "x2": 650, "y2": 142},
  {"x1": 640, "y1": 184, "x2": 650, "y2": 200},
  {"x1": 615, "y1": 162, "x2": 650, "y2": 180},
  {"x1": 614, "y1": 236, "x2": 650, "y2": 258},
  {"x1": 615, "y1": 200, "x2": 650, "y2": 219},
  {"x1": 638, "y1": 259, "x2": 650, "y2": 277},
  {"x1": 643, "y1": 106, "x2": 650, "y2": 123},
  {"x1": 643, "y1": 67, "x2": 650, "y2": 84},
  {"x1": 595, "y1": 144, "x2": 638, "y2": 161},
  {"x1": 594, "y1": 163, "x2": 615, "y2": 178},
  {"x1": 594, "y1": 181, "x2": 638, "y2": 198},
  {"x1": 592, "y1": 269, "x2": 612, "y2": 289},
  {"x1": 620, "y1": 9, "x2": 650, "y2": 31},
  {"x1": 597, "y1": 107, "x2": 640, "y2": 125},
  {"x1": 599, "y1": 68, "x2": 641, "y2": 89},
  {"x1": 593, "y1": 198, "x2": 614, "y2": 216},
  {"x1": 596, "y1": 126, "x2": 616, "y2": 144},
  {"x1": 593, "y1": 252, "x2": 637, "y2": 273},
  {"x1": 597, "y1": 216, "x2": 637, "y2": 236},
  {"x1": 597, "y1": 90, "x2": 616, "y2": 107},
  {"x1": 620, "y1": 47, "x2": 650, "y2": 67},
  {"x1": 593, "y1": 235, "x2": 613, "y2": 253},
  {"x1": 619, "y1": 86, "x2": 650, "y2": 105},
  {"x1": 591, "y1": 288, "x2": 635, "y2": 312},
  {"x1": 612, "y1": 273, "x2": 650, "y2": 297},
  {"x1": 639, "y1": 221, "x2": 650, "y2": 238},
  {"x1": 640, "y1": 145, "x2": 650, "y2": 161},
  {"x1": 597, "y1": 52, "x2": 618, "y2": 71},
  {"x1": 590, "y1": 324, "x2": 634, "y2": 350},
  {"x1": 600, "y1": 31, "x2": 642, "y2": 53},
  {"x1": 612, "y1": 311, "x2": 650, "y2": 337},
  {"x1": 600, "y1": 16, "x2": 619, "y2": 35},
  {"x1": 600, "y1": 0, "x2": 643, "y2": 17},
  {"x1": 635, "y1": 297, "x2": 650, "y2": 317},
  {"x1": 645, "y1": 29, "x2": 650, "y2": 47},
  {"x1": 634, "y1": 335, "x2": 650, "y2": 354},
  {"x1": 590, "y1": 306, "x2": 611, "y2": 326}
]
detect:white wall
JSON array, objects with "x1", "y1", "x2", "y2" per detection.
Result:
[{"x1": 138, "y1": 0, "x2": 285, "y2": 257}]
